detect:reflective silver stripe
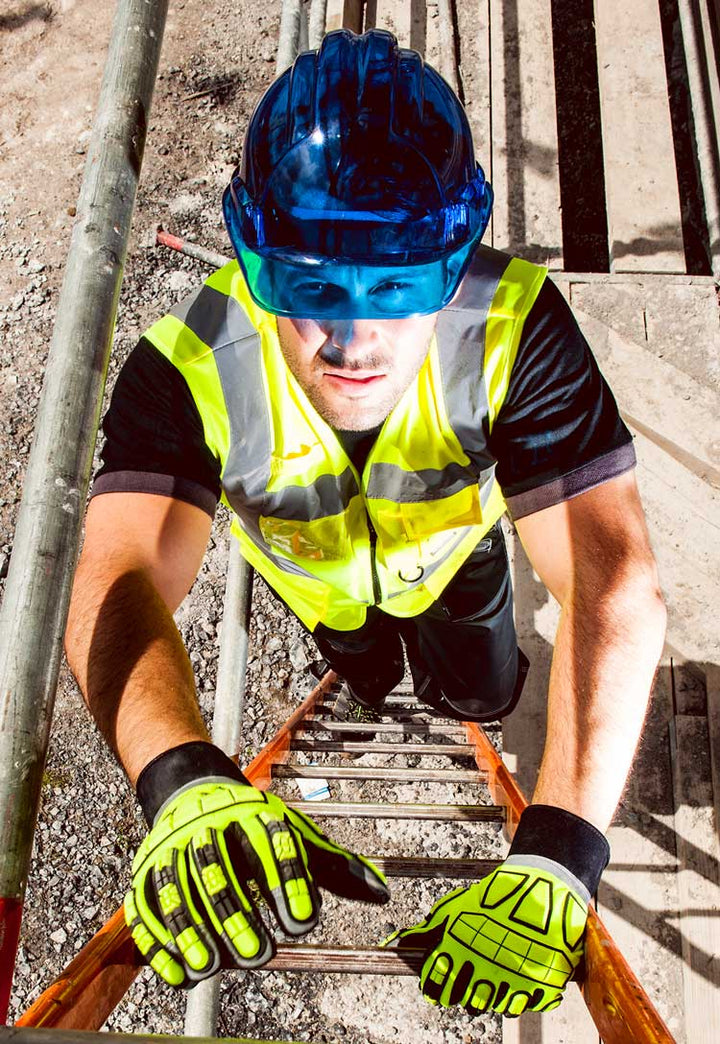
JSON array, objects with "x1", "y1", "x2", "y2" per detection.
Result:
[
  {"x1": 435, "y1": 246, "x2": 509, "y2": 470},
  {"x1": 364, "y1": 248, "x2": 508, "y2": 510},
  {"x1": 183, "y1": 286, "x2": 357, "y2": 582},
  {"x1": 365, "y1": 460, "x2": 477, "y2": 502},
  {"x1": 264, "y1": 467, "x2": 358, "y2": 520},
  {"x1": 171, "y1": 282, "x2": 255, "y2": 351},
  {"x1": 504, "y1": 853, "x2": 591, "y2": 905}
]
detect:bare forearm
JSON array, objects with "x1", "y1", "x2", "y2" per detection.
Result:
[
  {"x1": 532, "y1": 577, "x2": 666, "y2": 832},
  {"x1": 66, "y1": 560, "x2": 209, "y2": 787}
]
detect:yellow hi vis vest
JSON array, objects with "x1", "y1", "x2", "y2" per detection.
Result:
[{"x1": 144, "y1": 247, "x2": 546, "y2": 632}]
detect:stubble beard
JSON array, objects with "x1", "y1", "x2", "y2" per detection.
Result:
[{"x1": 278, "y1": 327, "x2": 435, "y2": 432}]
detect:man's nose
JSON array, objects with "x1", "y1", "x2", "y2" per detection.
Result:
[{"x1": 326, "y1": 320, "x2": 379, "y2": 353}]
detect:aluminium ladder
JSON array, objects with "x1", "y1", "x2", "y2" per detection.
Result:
[{"x1": 7, "y1": 671, "x2": 675, "y2": 1044}]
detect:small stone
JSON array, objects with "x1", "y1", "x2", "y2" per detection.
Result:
[
  {"x1": 289, "y1": 639, "x2": 309, "y2": 671},
  {"x1": 50, "y1": 928, "x2": 67, "y2": 945}
]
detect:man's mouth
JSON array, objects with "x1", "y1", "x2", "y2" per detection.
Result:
[{"x1": 323, "y1": 371, "x2": 387, "y2": 393}]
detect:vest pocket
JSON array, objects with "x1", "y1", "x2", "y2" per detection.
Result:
[
  {"x1": 398, "y1": 484, "x2": 484, "y2": 542},
  {"x1": 259, "y1": 514, "x2": 352, "y2": 562}
]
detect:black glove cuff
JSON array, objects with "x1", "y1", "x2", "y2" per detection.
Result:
[
  {"x1": 136, "y1": 741, "x2": 250, "y2": 825},
  {"x1": 508, "y1": 804, "x2": 610, "y2": 897}
]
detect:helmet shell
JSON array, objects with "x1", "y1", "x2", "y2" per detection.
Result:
[{"x1": 230, "y1": 29, "x2": 491, "y2": 266}]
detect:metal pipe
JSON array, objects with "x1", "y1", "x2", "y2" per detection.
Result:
[
  {"x1": 183, "y1": 543, "x2": 252, "y2": 1038},
  {"x1": 276, "y1": 0, "x2": 303, "y2": 73},
  {"x1": 677, "y1": 0, "x2": 720, "y2": 278},
  {"x1": 308, "y1": 0, "x2": 328, "y2": 48},
  {"x1": 299, "y1": 3, "x2": 310, "y2": 52},
  {"x1": 156, "y1": 228, "x2": 231, "y2": 269},
  {"x1": 0, "y1": 0, "x2": 168, "y2": 1023},
  {"x1": 1, "y1": 1030, "x2": 314, "y2": 1044},
  {"x1": 210, "y1": 542, "x2": 253, "y2": 757}
]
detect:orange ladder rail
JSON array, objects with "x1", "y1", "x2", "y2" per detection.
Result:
[{"x1": 15, "y1": 676, "x2": 675, "y2": 1042}]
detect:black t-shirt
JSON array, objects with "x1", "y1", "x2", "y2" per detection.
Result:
[{"x1": 93, "y1": 277, "x2": 634, "y2": 519}]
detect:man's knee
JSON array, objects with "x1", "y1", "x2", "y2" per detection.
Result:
[{"x1": 425, "y1": 647, "x2": 529, "y2": 722}]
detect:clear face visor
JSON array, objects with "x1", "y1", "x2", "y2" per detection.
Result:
[
  {"x1": 222, "y1": 182, "x2": 491, "y2": 319},
  {"x1": 232, "y1": 239, "x2": 480, "y2": 319}
]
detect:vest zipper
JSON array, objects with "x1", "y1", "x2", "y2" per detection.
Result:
[{"x1": 367, "y1": 516, "x2": 382, "y2": 605}]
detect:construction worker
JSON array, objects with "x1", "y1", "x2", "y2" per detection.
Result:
[{"x1": 65, "y1": 29, "x2": 666, "y2": 1018}]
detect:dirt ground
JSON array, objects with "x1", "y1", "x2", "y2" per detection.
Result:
[{"x1": 0, "y1": 3, "x2": 505, "y2": 1042}]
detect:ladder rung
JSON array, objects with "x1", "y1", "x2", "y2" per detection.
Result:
[
  {"x1": 289, "y1": 800, "x2": 504, "y2": 822},
  {"x1": 372, "y1": 855, "x2": 499, "y2": 878},
  {"x1": 298, "y1": 719, "x2": 466, "y2": 736},
  {"x1": 275, "y1": 764, "x2": 486, "y2": 783},
  {"x1": 290, "y1": 739, "x2": 474, "y2": 756},
  {"x1": 314, "y1": 704, "x2": 443, "y2": 720},
  {"x1": 265, "y1": 943, "x2": 424, "y2": 975}
]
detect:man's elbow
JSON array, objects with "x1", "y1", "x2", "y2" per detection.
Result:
[{"x1": 598, "y1": 552, "x2": 667, "y2": 644}]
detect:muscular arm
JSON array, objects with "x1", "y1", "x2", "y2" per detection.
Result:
[
  {"x1": 515, "y1": 470, "x2": 666, "y2": 832},
  {"x1": 65, "y1": 492, "x2": 214, "y2": 786}
]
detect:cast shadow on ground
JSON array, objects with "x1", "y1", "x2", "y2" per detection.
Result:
[{"x1": 0, "y1": 3, "x2": 51, "y2": 32}]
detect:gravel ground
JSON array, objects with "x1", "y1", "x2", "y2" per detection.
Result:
[{"x1": 1, "y1": 3, "x2": 506, "y2": 1041}]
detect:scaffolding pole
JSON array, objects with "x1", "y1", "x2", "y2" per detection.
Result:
[
  {"x1": 183, "y1": 544, "x2": 253, "y2": 1038},
  {"x1": 0, "y1": 0, "x2": 168, "y2": 1023}
]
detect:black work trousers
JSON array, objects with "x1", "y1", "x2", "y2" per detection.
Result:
[{"x1": 311, "y1": 522, "x2": 527, "y2": 723}]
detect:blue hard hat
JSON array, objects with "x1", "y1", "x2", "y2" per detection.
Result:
[{"x1": 223, "y1": 29, "x2": 493, "y2": 318}]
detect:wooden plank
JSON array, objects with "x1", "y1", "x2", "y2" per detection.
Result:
[
  {"x1": 594, "y1": 0, "x2": 685, "y2": 272},
  {"x1": 570, "y1": 300, "x2": 720, "y2": 487},
  {"x1": 670, "y1": 715, "x2": 720, "y2": 1043},
  {"x1": 706, "y1": 664, "x2": 720, "y2": 854},
  {"x1": 489, "y1": 0, "x2": 563, "y2": 266},
  {"x1": 569, "y1": 279, "x2": 720, "y2": 395},
  {"x1": 501, "y1": 985, "x2": 599, "y2": 1044},
  {"x1": 597, "y1": 663, "x2": 686, "y2": 1042},
  {"x1": 367, "y1": 0, "x2": 425, "y2": 50},
  {"x1": 325, "y1": 0, "x2": 363, "y2": 33},
  {"x1": 453, "y1": 0, "x2": 492, "y2": 233}
]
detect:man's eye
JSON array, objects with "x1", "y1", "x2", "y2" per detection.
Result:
[
  {"x1": 372, "y1": 280, "x2": 409, "y2": 295},
  {"x1": 297, "y1": 282, "x2": 331, "y2": 295}
]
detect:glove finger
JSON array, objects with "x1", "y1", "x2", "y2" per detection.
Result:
[
  {"x1": 152, "y1": 846, "x2": 221, "y2": 980},
  {"x1": 232, "y1": 814, "x2": 320, "y2": 935},
  {"x1": 420, "y1": 948, "x2": 454, "y2": 1004},
  {"x1": 463, "y1": 979, "x2": 495, "y2": 1016},
  {"x1": 441, "y1": 958, "x2": 476, "y2": 1008},
  {"x1": 190, "y1": 824, "x2": 275, "y2": 968},
  {"x1": 285, "y1": 805, "x2": 389, "y2": 904},
  {"x1": 503, "y1": 989, "x2": 537, "y2": 1018},
  {"x1": 124, "y1": 885, "x2": 185, "y2": 988}
]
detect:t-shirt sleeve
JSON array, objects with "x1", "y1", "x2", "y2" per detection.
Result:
[
  {"x1": 489, "y1": 277, "x2": 635, "y2": 519},
  {"x1": 92, "y1": 336, "x2": 221, "y2": 517}
]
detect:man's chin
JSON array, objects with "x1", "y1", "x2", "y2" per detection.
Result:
[{"x1": 313, "y1": 393, "x2": 393, "y2": 431}]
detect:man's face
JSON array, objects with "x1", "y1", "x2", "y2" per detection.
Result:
[{"x1": 276, "y1": 313, "x2": 438, "y2": 431}]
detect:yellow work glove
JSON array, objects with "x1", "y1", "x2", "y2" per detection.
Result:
[
  {"x1": 385, "y1": 805, "x2": 609, "y2": 1017},
  {"x1": 125, "y1": 741, "x2": 389, "y2": 987}
]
